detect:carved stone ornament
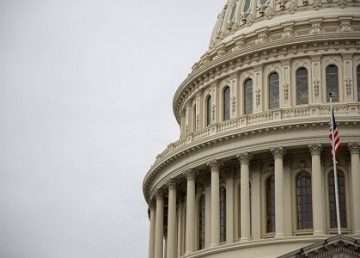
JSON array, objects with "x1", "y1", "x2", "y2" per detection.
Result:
[
  {"x1": 310, "y1": 23, "x2": 322, "y2": 35},
  {"x1": 313, "y1": 79, "x2": 320, "y2": 97},
  {"x1": 309, "y1": 144, "x2": 322, "y2": 156},
  {"x1": 345, "y1": 77, "x2": 352, "y2": 97},
  {"x1": 271, "y1": 147, "x2": 286, "y2": 159},
  {"x1": 298, "y1": 160, "x2": 308, "y2": 170},
  {"x1": 256, "y1": 88, "x2": 261, "y2": 106},
  {"x1": 348, "y1": 143, "x2": 360, "y2": 155},
  {"x1": 231, "y1": 96, "x2": 236, "y2": 113},
  {"x1": 167, "y1": 178, "x2": 177, "y2": 190},
  {"x1": 313, "y1": 0, "x2": 321, "y2": 9},
  {"x1": 278, "y1": 0, "x2": 288, "y2": 10},
  {"x1": 288, "y1": 0, "x2": 298, "y2": 13},
  {"x1": 282, "y1": 25, "x2": 294, "y2": 39},
  {"x1": 283, "y1": 83, "x2": 290, "y2": 100},
  {"x1": 184, "y1": 169, "x2": 196, "y2": 181},
  {"x1": 255, "y1": 31, "x2": 268, "y2": 45},
  {"x1": 339, "y1": 20, "x2": 352, "y2": 32},
  {"x1": 237, "y1": 152, "x2": 252, "y2": 164},
  {"x1": 208, "y1": 159, "x2": 221, "y2": 171},
  {"x1": 155, "y1": 188, "x2": 164, "y2": 200},
  {"x1": 257, "y1": 4, "x2": 267, "y2": 17},
  {"x1": 211, "y1": 104, "x2": 216, "y2": 121}
]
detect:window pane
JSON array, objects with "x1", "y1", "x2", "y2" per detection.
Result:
[
  {"x1": 328, "y1": 171, "x2": 347, "y2": 228},
  {"x1": 220, "y1": 187, "x2": 226, "y2": 242},
  {"x1": 266, "y1": 175, "x2": 275, "y2": 233},
  {"x1": 357, "y1": 65, "x2": 360, "y2": 101},
  {"x1": 296, "y1": 67, "x2": 308, "y2": 105},
  {"x1": 243, "y1": 0, "x2": 251, "y2": 12},
  {"x1": 296, "y1": 172, "x2": 313, "y2": 229},
  {"x1": 269, "y1": 72, "x2": 279, "y2": 109},
  {"x1": 223, "y1": 87, "x2": 230, "y2": 121},
  {"x1": 199, "y1": 195, "x2": 205, "y2": 249},
  {"x1": 207, "y1": 96, "x2": 212, "y2": 126},
  {"x1": 326, "y1": 65, "x2": 339, "y2": 102},
  {"x1": 229, "y1": 4, "x2": 237, "y2": 21},
  {"x1": 244, "y1": 79, "x2": 253, "y2": 114}
]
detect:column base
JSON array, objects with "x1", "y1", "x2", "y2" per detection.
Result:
[
  {"x1": 275, "y1": 233, "x2": 285, "y2": 239},
  {"x1": 210, "y1": 242, "x2": 219, "y2": 248},
  {"x1": 185, "y1": 251, "x2": 193, "y2": 256},
  {"x1": 240, "y1": 237, "x2": 250, "y2": 242},
  {"x1": 313, "y1": 231, "x2": 325, "y2": 236}
]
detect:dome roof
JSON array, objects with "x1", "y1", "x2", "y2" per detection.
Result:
[{"x1": 209, "y1": 0, "x2": 359, "y2": 49}]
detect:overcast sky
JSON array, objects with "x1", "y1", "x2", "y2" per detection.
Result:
[{"x1": 0, "y1": 1, "x2": 224, "y2": 257}]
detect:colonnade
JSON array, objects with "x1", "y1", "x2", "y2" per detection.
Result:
[{"x1": 147, "y1": 143, "x2": 360, "y2": 258}]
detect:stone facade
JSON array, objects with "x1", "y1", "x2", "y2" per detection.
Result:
[{"x1": 143, "y1": 1, "x2": 360, "y2": 258}]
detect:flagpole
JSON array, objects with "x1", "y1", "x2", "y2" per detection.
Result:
[{"x1": 329, "y1": 92, "x2": 341, "y2": 235}]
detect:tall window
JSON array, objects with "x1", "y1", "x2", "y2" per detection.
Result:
[
  {"x1": 357, "y1": 65, "x2": 360, "y2": 101},
  {"x1": 296, "y1": 172, "x2": 313, "y2": 229},
  {"x1": 229, "y1": 3, "x2": 237, "y2": 21},
  {"x1": 220, "y1": 187, "x2": 226, "y2": 242},
  {"x1": 243, "y1": 0, "x2": 251, "y2": 12},
  {"x1": 326, "y1": 65, "x2": 339, "y2": 102},
  {"x1": 244, "y1": 79, "x2": 253, "y2": 114},
  {"x1": 266, "y1": 175, "x2": 275, "y2": 233},
  {"x1": 193, "y1": 104, "x2": 197, "y2": 131},
  {"x1": 199, "y1": 195, "x2": 205, "y2": 250},
  {"x1": 328, "y1": 170, "x2": 347, "y2": 228},
  {"x1": 269, "y1": 72, "x2": 279, "y2": 109},
  {"x1": 223, "y1": 86, "x2": 230, "y2": 121},
  {"x1": 296, "y1": 67, "x2": 308, "y2": 105},
  {"x1": 206, "y1": 95, "x2": 212, "y2": 126}
]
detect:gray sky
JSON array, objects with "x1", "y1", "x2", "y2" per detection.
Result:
[{"x1": 0, "y1": 1, "x2": 224, "y2": 257}]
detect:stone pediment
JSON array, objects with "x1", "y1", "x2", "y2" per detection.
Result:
[{"x1": 278, "y1": 235, "x2": 360, "y2": 258}]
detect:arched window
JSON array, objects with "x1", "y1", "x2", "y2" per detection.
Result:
[
  {"x1": 266, "y1": 175, "x2": 275, "y2": 233},
  {"x1": 206, "y1": 95, "x2": 212, "y2": 126},
  {"x1": 269, "y1": 72, "x2": 279, "y2": 109},
  {"x1": 243, "y1": 0, "x2": 251, "y2": 12},
  {"x1": 193, "y1": 104, "x2": 197, "y2": 131},
  {"x1": 296, "y1": 67, "x2": 309, "y2": 105},
  {"x1": 220, "y1": 187, "x2": 226, "y2": 242},
  {"x1": 296, "y1": 172, "x2": 313, "y2": 229},
  {"x1": 328, "y1": 170, "x2": 347, "y2": 228},
  {"x1": 326, "y1": 65, "x2": 339, "y2": 102},
  {"x1": 244, "y1": 79, "x2": 253, "y2": 114},
  {"x1": 357, "y1": 65, "x2": 360, "y2": 101},
  {"x1": 199, "y1": 195, "x2": 205, "y2": 250},
  {"x1": 223, "y1": 86, "x2": 230, "y2": 121},
  {"x1": 229, "y1": 3, "x2": 237, "y2": 21}
]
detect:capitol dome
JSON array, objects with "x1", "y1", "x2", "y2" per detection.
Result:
[{"x1": 144, "y1": 1, "x2": 360, "y2": 257}]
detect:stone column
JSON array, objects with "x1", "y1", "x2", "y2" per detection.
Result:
[
  {"x1": 271, "y1": 147, "x2": 286, "y2": 238},
  {"x1": 309, "y1": 144, "x2": 325, "y2": 236},
  {"x1": 185, "y1": 170, "x2": 196, "y2": 255},
  {"x1": 208, "y1": 160, "x2": 220, "y2": 247},
  {"x1": 238, "y1": 153, "x2": 251, "y2": 241},
  {"x1": 148, "y1": 201, "x2": 156, "y2": 258},
  {"x1": 349, "y1": 143, "x2": 360, "y2": 234},
  {"x1": 154, "y1": 190, "x2": 164, "y2": 258},
  {"x1": 177, "y1": 198, "x2": 183, "y2": 257},
  {"x1": 225, "y1": 170, "x2": 234, "y2": 244},
  {"x1": 167, "y1": 179, "x2": 177, "y2": 258},
  {"x1": 251, "y1": 161, "x2": 262, "y2": 240}
]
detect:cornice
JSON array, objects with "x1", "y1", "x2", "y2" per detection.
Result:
[{"x1": 143, "y1": 104, "x2": 360, "y2": 202}]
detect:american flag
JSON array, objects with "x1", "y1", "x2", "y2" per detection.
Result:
[{"x1": 329, "y1": 110, "x2": 341, "y2": 155}]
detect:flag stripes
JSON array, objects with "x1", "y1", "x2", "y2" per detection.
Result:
[{"x1": 329, "y1": 111, "x2": 341, "y2": 155}]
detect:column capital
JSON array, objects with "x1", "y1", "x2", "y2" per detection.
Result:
[
  {"x1": 207, "y1": 159, "x2": 221, "y2": 171},
  {"x1": 183, "y1": 169, "x2": 196, "y2": 181},
  {"x1": 348, "y1": 143, "x2": 360, "y2": 154},
  {"x1": 155, "y1": 188, "x2": 164, "y2": 200},
  {"x1": 149, "y1": 198, "x2": 156, "y2": 208},
  {"x1": 271, "y1": 147, "x2": 286, "y2": 159},
  {"x1": 237, "y1": 152, "x2": 252, "y2": 164},
  {"x1": 309, "y1": 144, "x2": 322, "y2": 156},
  {"x1": 166, "y1": 178, "x2": 177, "y2": 191}
]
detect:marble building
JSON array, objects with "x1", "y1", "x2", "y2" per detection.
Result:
[{"x1": 143, "y1": 0, "x2": 360, "y2": 257}]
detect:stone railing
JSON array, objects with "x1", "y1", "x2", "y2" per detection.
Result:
[{"x1": 151, "y1": 103, "x2": 360, "y2": 170}]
